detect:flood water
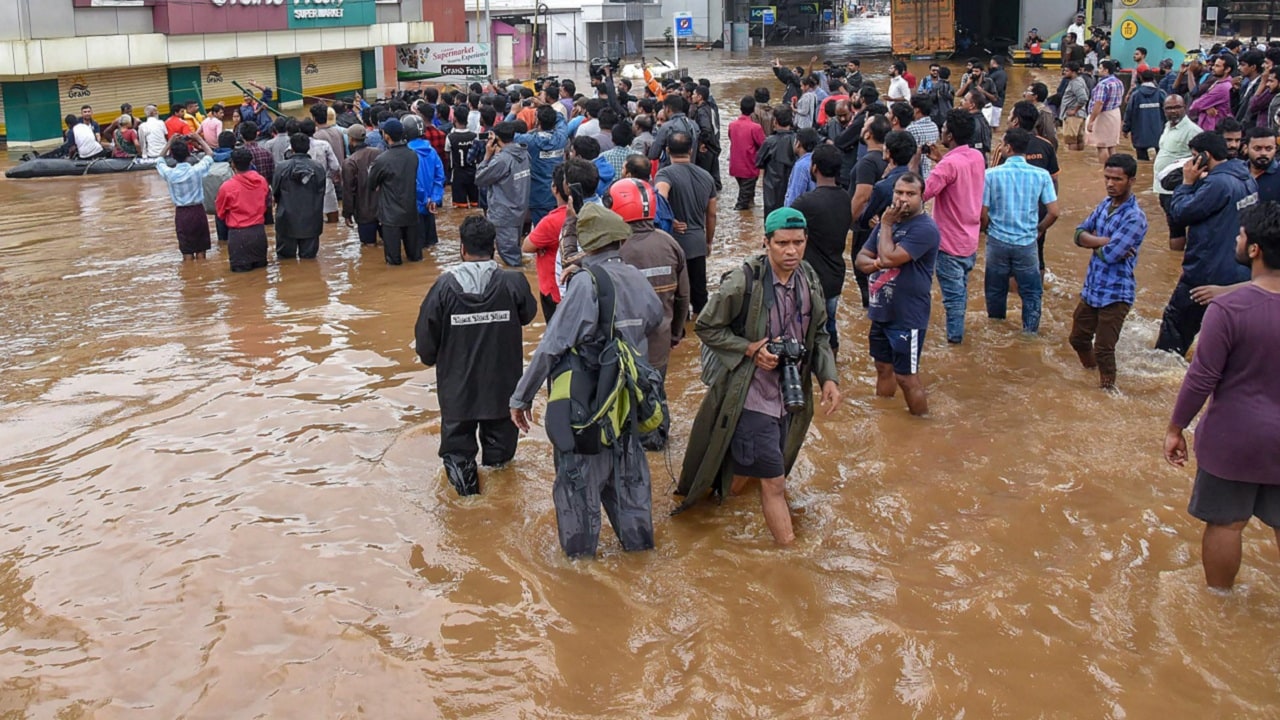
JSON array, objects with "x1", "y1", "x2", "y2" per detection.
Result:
[{"x1": 2, "y1": 17, "x2": 1279, "y2": 718}]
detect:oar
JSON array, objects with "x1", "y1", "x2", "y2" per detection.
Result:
[{"x1": 231, "y1": 80, "x2": 286, "y2": 117}]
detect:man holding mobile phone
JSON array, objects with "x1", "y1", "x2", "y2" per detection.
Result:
[{"x1": 1158, "y1": 131, "x2": 1256, "y2": 356}]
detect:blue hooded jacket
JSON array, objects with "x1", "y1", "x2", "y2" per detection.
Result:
[
  {"x1": 407, "y1": 138, "x2": 445, "y2": 214},
  {"x1": 1170, "y1": 159, "x2": 1257, "y2": 287},
  {"x1": 1122, "y1": 83, "x2": 1167, "y2": 150},
  {"x1": 514, "y1": 113, "x2": 568, "y2": 211}
]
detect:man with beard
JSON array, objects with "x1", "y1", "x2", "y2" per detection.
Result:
[
  {"x1": 1244, "y1": 127, "x2": 1280, "y2": 202},
  {"x1": 1165, "y1": 201, "x2": 1280, "y2": 591},
  {"x1": 1153, "y1": 95, "x2": 1201, "y2": 252},
  {"x1": 1158, "y1": 131, "x2": 1256, "y2": 356},
  {"x1": 1189, "y1": 54, "x2": 1237, "y2": 132}
]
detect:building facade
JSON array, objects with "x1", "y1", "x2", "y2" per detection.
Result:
[
  {"x1": 0, "y1": 0, "x2": 466, "y2": 148},
  {"x1": 465, "y1": 0, "x2": 647, "y2": 70}
]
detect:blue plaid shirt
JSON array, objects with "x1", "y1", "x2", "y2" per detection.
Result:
[
  {"x1": 1078, "y1": 194, "x2": 1148, "y2": 307},
  {"x1": 983, "y1": 156, "x2": 1057, "y2": 245}
]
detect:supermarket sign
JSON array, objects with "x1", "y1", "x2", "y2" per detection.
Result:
[
  {"x1": 396, "y1": 44, "x2": 493, "y2": 83},
  {"x1": 152, "y1": 0, "x2": 376, "y2": 35}
]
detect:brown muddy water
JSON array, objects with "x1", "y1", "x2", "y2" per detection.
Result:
[{"x1": 1, "y1": 17, "x2": 1278, "y2": 719}]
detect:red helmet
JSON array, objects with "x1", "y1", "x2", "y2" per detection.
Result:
[{"x1": 604, "y1": 178, "x2": 657, "y2": 223}]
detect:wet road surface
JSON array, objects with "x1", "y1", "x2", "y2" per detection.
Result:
[{"x1": 1, "y1": 17, "x2": 1279, "y2": 719}]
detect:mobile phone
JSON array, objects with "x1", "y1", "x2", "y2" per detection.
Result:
[
  {"x1": 921, "y1": 143, "x2": 934, "y2": 155},
  {"x1": 567, "y1": 182, "x2": 585, "y2": 211}
]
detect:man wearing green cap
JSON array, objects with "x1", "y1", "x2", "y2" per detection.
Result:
[
  {"x1": 509, "y1": 203, "x2": 664, "y2": 558},
  {"x1": 676, "y1": 207, "x2": 841, "y2": 545}
]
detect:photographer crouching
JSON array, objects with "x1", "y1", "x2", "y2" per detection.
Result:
[{"x1": 675, "y1": 208, "x2": 840, "y2": 545}]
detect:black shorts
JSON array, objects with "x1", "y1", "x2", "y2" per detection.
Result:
[
  {"x1": 1158, "y1": 193, "x2": 1187, "y2": 239},
  {"x1": 731, "y1": 410, "x2": 788, "y2": 478},
  {"x1": 869, "y1": 322, "x2": 926, "y2": 375},
  {"x1": 1188, "y1": 468, "x2": 1280, "y2": 528}
]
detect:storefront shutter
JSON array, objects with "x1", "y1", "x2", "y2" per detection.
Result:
[
  {"x1": 60, "y1": 66, "x2": 170, "y2": 128},
  {"x1": 300, "y1": 50, "x2": 364, "y2": 99},
  {"x1": 200, "y1": 57, "x2": 279, "y2": 112}
]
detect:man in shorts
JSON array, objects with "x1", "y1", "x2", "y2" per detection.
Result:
[
  {"x1": 854, "y1": 173, "x2": 939, "y2": 416},
  {"x1": 1059, "y1": 62, "x2": 1090, "y2": 152},
  {"x1": 1165, "y1": 201, "x2": 1280, "y2": 590}
]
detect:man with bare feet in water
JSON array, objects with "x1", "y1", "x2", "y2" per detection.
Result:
[
  {"x1": 675, "y1": 208, "x2": 840, "y2": 545},
  {"x1": 855, "y1": 173, "x2": 938, "y2": 415}
]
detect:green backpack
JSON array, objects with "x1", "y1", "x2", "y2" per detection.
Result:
[{"x1": 545, "y1": 265, "x2": 665, "y2": 455}]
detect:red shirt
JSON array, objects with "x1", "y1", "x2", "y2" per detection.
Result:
[
  {"x1": 216, "y1": 171, "x2": 269, "y2": 228},
  {"x1": 903, "y1": 70, "x2": 917, "y2": 90},
  {"x1": 817, "y1": 92, "x2": 848, "y2": 125},
  {"x1": 728, "y1": 115, "x2": 765, "y2": 179},
  {"x1": 527, "y1": 205, "x2": 567, "y2": 300},
  {"x1": 164, "y1": 115, "x2": 187, "y2": 138}
]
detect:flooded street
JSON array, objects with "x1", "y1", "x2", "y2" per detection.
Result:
[{"x1": 2, "y1": 17, "x2": 1279, "y2": 718}]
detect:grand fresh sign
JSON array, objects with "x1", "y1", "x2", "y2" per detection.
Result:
[{"x1": 396, "y1": 43, "x2": 493, "y2": 83}]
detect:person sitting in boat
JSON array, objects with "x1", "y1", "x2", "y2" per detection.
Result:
[
  {"x1": 111, "y1": 115, "x2": 141, "y2": 159},
  {"x1": 70, "y1": 114, "x2": 110, "y2": 160}
]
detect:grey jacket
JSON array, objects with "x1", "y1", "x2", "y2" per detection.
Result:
[
  {"x1": 476, "y1": 143, "x2": 531, "y2": 224},
  {"x1": 510, "y1": 251, "x2": 663, "y2": 410}
]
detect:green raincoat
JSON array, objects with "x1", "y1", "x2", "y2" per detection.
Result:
[{"x1": 674, "y1": 253, "x2": 839, "y2": 511}]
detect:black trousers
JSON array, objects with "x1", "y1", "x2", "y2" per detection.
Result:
[
  {"x1": 452, "y1": 169, "x2": 479, "y2": 206},
  {"x1": 851, "y1": 228, "x2": 871, "y2": 307},
  {"x1": 440, "y1": 417, "x2": 519, "y2": 467},
  {"x1": 1156, "y1": 279, "x2": 1207, "y2": 358},
  {"x1": 540, "y1": 293, "x2": 558, "y2": 324},
  {"x1": 697, "y1": 148, "x2": 722, "y2": 191},
  {"x1": 734, "y1": 176, "x2": 757, "y2": 209},
  {"x1": 687, "y1": 255, "x2": 709, "y2": 315},
  {"x1": 357, "y1": 221, "x2": 380, "y2": 246},
  {"x1": 419, "y1": 211, "x2": 438, "y2": 249},
  {"x1": 277, "y1": 236, "x2": 319, "y2": 259},
  {"x1": 383, "y1": 224, "x2": 422, "y2": 265}
]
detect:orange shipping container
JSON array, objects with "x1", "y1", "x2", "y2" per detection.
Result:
[{"x1": 891, "y1": 0, "x2": 955, "y2": 58}]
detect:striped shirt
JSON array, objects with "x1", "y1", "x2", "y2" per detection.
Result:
[
  {"x1": 1092, "y1": 75, "x2": 1125, "y2": 112},
  {"x1": 1078, "y1": 194, "x2": 1148, "y2": 307},
  {"x1": 982, "y1": 156, "x2": 1056, "y2": 246}
]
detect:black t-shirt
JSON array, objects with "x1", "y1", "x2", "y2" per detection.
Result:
[
  {"x1": 1023, "y1": 135, "x2": 1059, "y2": 176},
  {"x1": 792, "y1": 185, "x2": 853, "y2": 298},
  {"x1": 852, "y1": 153, "x2": 888, "y2": 230}
]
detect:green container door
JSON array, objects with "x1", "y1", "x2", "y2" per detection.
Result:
[
  {"x1": 168, "y1": 66, "x2": 203, "y2": 115},
  {"x1": 361, "y1": 50, "x2": 377, "y2": 97},
  {"x1": 3, "y1": 80, "x2": 63, "y2": 145},
  {"x1": 276, "y1": 57, "x2": 302, "y2": 109}
]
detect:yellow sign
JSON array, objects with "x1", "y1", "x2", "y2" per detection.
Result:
[
  {"x1": 1120, "y1": 19, "x2": 1138, "y2": 40},
  {"x1": 1121, "y1": 0, "x2": 1139, "y2": 6}
]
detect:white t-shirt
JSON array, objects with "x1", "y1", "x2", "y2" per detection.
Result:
[
  {"x1": 1066, "y1": 22, "x2": 1086, "y2": 43},
  {"x1": 72, "y1": 123, "x2": 104, "y2": 158},
  {"x1": 138, "y1": 117, "x2": 168, "y2": 158},
  {"x1": 887, "y1": 76, "x2": 910, "y2": 101}
]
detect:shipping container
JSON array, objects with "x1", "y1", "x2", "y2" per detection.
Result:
[{"x1": 891, "y1": 0, "x2": 955, "y2": 58}]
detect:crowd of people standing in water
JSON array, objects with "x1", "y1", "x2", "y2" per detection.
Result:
[{"x1": 74, "y1": 41, "x2": 1279, "y2": 588}]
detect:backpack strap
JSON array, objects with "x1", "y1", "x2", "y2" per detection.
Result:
[
  {"x1": 729, "y1": 260, "x2": 756, "y2": 338},
  {"x1": 586, "y1": 264, "x2": 618, "y2": 339}
]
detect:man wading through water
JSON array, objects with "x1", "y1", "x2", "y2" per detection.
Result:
[
  {"x1": 676, "y1": 208, "x2": 840, "y2": 545},
  {"x1": 509, "y1": 203, "x2": 663, "y2": 558}
]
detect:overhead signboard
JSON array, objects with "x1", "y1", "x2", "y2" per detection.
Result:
[
  {"x1": 153, "y1": 0, "x2": 378, "y2": 36},
  {"x1": 748, "y1": 5, "x2": 777, "y2": 22},
  {"x1": 396, "y1": 43, "x2": 493, "y2": 82}
]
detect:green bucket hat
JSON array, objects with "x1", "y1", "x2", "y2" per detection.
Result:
[{"x1": 577, "y1": 202, "x2": 633, "y2": 252}]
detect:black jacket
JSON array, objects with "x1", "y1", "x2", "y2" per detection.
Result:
[
  {"x1": 368, "y1": 142, "x2": 420, "y2": 227},
  {"x1": 415, "y1": 264, "x2": 537, "y2": 421},
  {"x1": 272, "y1": 154, "x2": 326, "y2": 239}
]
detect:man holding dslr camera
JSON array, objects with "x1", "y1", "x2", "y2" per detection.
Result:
[{"x1": 676, "y1": 207, "x2": 840, "y2": 545}]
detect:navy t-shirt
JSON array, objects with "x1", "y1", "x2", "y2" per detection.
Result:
[{"x1": 863, "y1": 212, "x2": 941, "y2": 328}]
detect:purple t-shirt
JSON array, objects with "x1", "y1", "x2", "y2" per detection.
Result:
[{"x1": 1171, "y1": 284, "x2": 1280, "y2": 484}]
